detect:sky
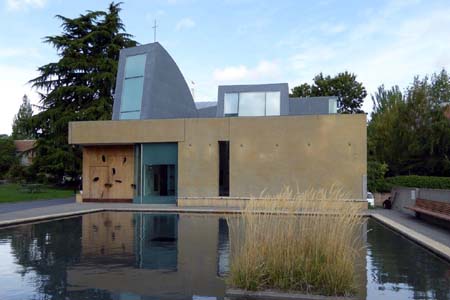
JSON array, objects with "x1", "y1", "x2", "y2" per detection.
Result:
[{"x1": 1, "y1": 0, "x2": 450, "y2": 134}]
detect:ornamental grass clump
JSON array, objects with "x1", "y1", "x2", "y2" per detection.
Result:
[{"x1": 227, "y1": 187, "x2": 365, "y2": 297}]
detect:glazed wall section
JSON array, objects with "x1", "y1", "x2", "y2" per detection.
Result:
[{"x1": 70, "y1": 114, "x2": 366, "y2": 200}]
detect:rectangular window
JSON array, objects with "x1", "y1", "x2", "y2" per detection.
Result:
[
  {"x1": 134, "y1": 144, "x2": 141, "y2": 199},
  {"x1": 120, "y1": 54, "x2": 147, "y2": 120},
  {"x1": 224, "y1": 91, "x2": 281, "y2": 117},
  {"x1": 224, "y1": 93, "x2": 238, "y2": 116},
  {"x1": 265, "y1": 91, "x2": 281, "y2": 116},
  {"x1": 328, "y1": 98, "x2": 338, "y2": 114},
  {"x1": 121, "y1": 77, "x2": 145, "y2": 112},
  {"x1": 125, "y1": 54, "x2": 146, "y2": 78},
  {"x1": 145, "y1": 164, "x2": 176, "y2": 196},
  {"x1": 218, "y1": 141, "x2": 230, "y2": 197},
  {"x1": 238, "y1": 92, "x2": 265, "y2": 116},
  {"x1": 120, "y1": 111, "x2": 141, "y2": 120}
]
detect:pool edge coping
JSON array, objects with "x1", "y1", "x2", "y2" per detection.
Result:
[
  {"x1": 370, "y1": 212, "x2": 450, "y2": 262},
  {"x1": 225, "y1": 288, "x2": 357, "y2": 300}
]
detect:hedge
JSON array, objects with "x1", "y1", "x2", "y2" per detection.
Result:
[{"x1": 369, "y1": 175, "x2": 450, "y2": 193}]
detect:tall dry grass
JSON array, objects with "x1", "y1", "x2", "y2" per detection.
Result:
[{"x1": 226, "y1": 186, "x2": 365, "y2": 296}]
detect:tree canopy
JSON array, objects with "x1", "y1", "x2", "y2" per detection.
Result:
[
  {"x1": 12, "y1": 95, "x2": 34, "y2": 140},
  {"x1": 28, "y1": 2, "x2": 137, "y2": 183},
  {"x1": 290, "y1": 71, "x2": 367, "y2": 113},
  {"x1": 368, "y1": 69, "x2": 450, "y2": 177},
  {"x1": 0, "y1": 135, "x2": 17, "y2": 179}
]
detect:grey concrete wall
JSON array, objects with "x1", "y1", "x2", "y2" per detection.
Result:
[
  {"x1": 391, "y1": 187, "x2": 450, "y2": 215},
  {"x1": 391, "y1": 187, "x2": 418, "y2": 216},
  {"x1": 112, "y1": 42, "x2": 198, "y2": 120},
  {"x1": 289, "y1": 97, "x2": 335, "y2": 115},
  {"x1": 197, "y1": 105, "x2": 217, "y2": 117},
  {"x1": 419, "y1": 188, "x2": 450, "y2": 204}
]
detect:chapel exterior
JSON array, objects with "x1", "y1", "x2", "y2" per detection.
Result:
[{"x1": 68, "y1": 42, "x2": 367, "y2": 204}]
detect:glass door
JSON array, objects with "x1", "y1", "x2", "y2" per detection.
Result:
[{"x1": 137, "y1": 143, "x2": 178, "y2": 204}]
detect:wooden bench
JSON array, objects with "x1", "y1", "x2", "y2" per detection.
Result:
[{"x1": 405, "y1": 198, "x2": 450, "y2": 222}]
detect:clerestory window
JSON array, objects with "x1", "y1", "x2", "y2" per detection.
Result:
[
  {"x1": 224, "y1": 91, "x2": 280, "y2": 117},
  {"x1": 120, "y1": 54, "x2": 147, "y2": 120}
]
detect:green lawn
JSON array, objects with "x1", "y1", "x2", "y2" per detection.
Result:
[{"x1": 0, "y1": 183, "x2": 74, "y2": 203}]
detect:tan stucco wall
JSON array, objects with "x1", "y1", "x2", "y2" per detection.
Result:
[
  {"x1": 178, "y1": 118, "x2": 229, "y2": 197},
  {"x1": 69, "y1": 119, "x2": 185, "y2": 144},
  {"x1": 70, "y1": 114, "x2": 366, "y2": 200},
  {"x1": 229, "y1": 115, "x2": 366, "y2": 199}
]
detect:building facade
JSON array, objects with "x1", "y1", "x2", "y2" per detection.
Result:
[
  {"x1": 14, "y1": 139, "x2": 36, "y2": 166},
  {"x1": 69, "y1": 42, "x2": 367, "y2": 204}
]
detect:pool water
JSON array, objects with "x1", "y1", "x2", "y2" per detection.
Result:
[{"x1": 0, "y1": 212, "x2": 448, "y2": 300}]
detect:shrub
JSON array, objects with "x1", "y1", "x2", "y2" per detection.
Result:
[
  {"x1": 0, "y1": 136, "x2": 17, "y2": 179},
  {"x1": 385, "y1": 175, "x2": 450, "y2": 190},
  {"x1": 7, "y1": 163, "x2": 37, "y2": 183},
  {"x1": 367, "y1": 161, "x2": 389, "y2": 192},
  {"x1": 227, "y1": 187, "x2": 365, "y2": 297}
]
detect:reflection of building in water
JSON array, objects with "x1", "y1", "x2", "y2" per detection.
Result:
[
  {"x1": 68, "y1": 212, "x2": 226, "y2": 299},
  {"x1": 81, "y1": 212, "x2": 135, "y2": 264},
  {"x1": 217, "y1": 218, "x2": 229, "y2": 277},
  {"x1": 135, "y1": 214, "x2": 177, "y2": 270}
]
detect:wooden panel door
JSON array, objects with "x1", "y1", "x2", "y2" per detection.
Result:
[
  {"x1": 89, "y1": 166, "x2": 109, "y2": 199},
  {"x1": 108, "y1": 154, "x2": 134, "y2": 199}
]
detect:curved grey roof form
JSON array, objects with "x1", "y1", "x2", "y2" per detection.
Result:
[{"x1": 112, "y1": 42, "x2": 198, "y2": 120}]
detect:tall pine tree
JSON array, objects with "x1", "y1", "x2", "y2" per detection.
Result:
[
  {"x1": 12, "y1": 95, "x2": 34, "y2": 139},
  {"x1": 29, "y1": 2, "x2": 137, "y2": 183}
]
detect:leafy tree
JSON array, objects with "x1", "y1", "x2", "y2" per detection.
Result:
[
  {"x1": 368, "y1": 69, "x2": 450, "y2": 177},
  {"x1": 0, "y1": 135, "x2": 17, "y2": 178},
  {"x1": 367, "y1": 160, "x2": 388, "y2": 192},
  {"x1": 29, "y1": 2, "x2": 137, "y2": 183},
  {"x1": 12, "y1": 94, "x2": 34, "y2": 139},
  {"x1": 290, "y1": 71, "x2": 367, "y2": 113},
  {"x1": 290, "y1": 83, "x2": 312, "y2": 98}
]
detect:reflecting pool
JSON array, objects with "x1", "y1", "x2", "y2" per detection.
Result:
[{"x1": 0, "y1": 212, "x2": 448, "y2": 300}]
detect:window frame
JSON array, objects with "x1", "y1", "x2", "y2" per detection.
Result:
[
  {"x1": 223, "y1": 91, "x2": 281, "y2": 117},
  {"x1": 119, "y1": 54, "x2": 147, "y2": 120}
]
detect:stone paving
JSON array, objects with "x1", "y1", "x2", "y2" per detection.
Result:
[
  {"x1": 0, "y1": 199, "x2": 243, "y2": 227},
  {"x1": 0, "y1": 198, "x2": 449, "y2": 260},
  {"x1": 0, "y1": 197, "x2": 74, "y2": 214}
]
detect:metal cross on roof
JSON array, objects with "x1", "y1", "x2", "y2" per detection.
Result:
[{"x1": 152, "y1": 20, "x2": 158, "y2": 42}]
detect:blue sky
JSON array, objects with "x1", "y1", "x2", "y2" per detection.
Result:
[{"x1": 1, "y1": 0, "x2": 450, "y2": 134}]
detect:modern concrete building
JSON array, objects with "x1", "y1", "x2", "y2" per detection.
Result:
[{"x1": 69, "y1": 42, "x2": 367, "y2": 204}]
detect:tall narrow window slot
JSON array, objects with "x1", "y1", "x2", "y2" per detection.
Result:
[
  {"x1": 219, "y1": 141, "x2": 230, "y2": 196},
  {"x1": 120, "y1": 54, "x2": 147, "y2": 120}
]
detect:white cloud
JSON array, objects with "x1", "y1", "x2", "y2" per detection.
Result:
[
  {"x1": 213, "y1": 60, "x2": 280, "y2": 82},
  {"x1": 282, "y1": 2, "x2": 450, "y2": 114},
  {"x1": 6, "y1": 0, "x2": 47, "y2": 11},
  {"x1": 175, "y1": 17, "x2": 195, "y2": 31}
]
